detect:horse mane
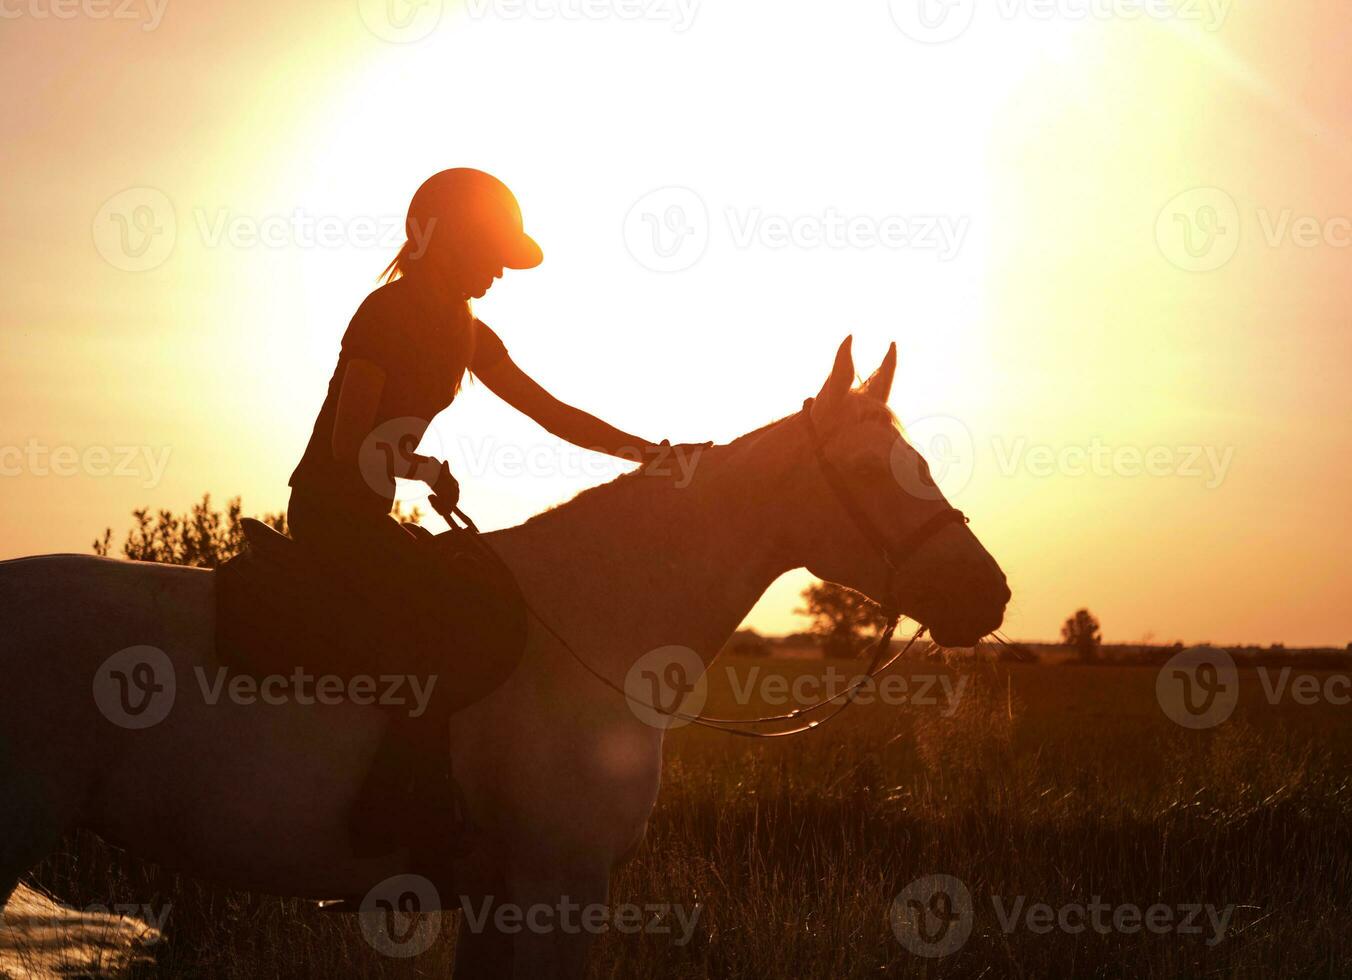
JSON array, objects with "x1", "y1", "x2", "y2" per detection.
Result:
[
  {"x1": 516, "y1": 389, "x2": 901, "y2": 529},
  {"x1": 514, "y1": 415, "x2": 786, "y2": 530}
]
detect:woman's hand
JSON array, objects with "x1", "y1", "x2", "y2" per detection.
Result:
[
  {"x1": 426, "y1": 460, "x2": 461, "y2": 518},
  {"x1": 634, "y1": 439, "x2": 714, "y2": 477}
]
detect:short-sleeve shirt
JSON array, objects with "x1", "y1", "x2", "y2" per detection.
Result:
[{"x1": 289, "y1": 278, "x2": 508, "y2": 515}]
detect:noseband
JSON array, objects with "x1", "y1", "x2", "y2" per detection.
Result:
[{"x1": 799, "y1": 396, "x2": 969, "y2": 618}]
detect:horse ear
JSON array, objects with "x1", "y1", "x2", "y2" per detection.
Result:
[
  {"x1": 812, "y1": 336, "x2": 855, "y2": 422},
  {"x1": 859, "y1": 342, "x2": 897, "y2": 403}
]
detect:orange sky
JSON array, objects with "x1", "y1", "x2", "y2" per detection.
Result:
[{"x1": 1, "y1": 2, "x2": 1348, "y2": 645}]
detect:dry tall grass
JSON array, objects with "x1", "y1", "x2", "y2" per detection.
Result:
[{"x1": 16, "y1": 658, "x2": 1352, "y2": 978}]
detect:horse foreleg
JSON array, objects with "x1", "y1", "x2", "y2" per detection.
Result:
[
  {"x1": 502, "y1": 859, "x2": 610, "y2": 980},
  {"x1": 451, "y1": 854, "x2": 515, "y2": 980}
]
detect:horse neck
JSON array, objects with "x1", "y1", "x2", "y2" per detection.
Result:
[{"x1": 485, "y1": 433, "x2": 802, "y2": 677}]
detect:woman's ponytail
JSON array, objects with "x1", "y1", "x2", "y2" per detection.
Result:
[{"x1": 380, "y1": 239, "x2": 415, "y2": 283}]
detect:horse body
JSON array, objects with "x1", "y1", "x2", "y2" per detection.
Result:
[
  {"x1": 0, "y1": 555, "x2": 404, "y2": 897},
  {"x1": 0, "y1": 339, "x2": 1011, "y2": 977}
]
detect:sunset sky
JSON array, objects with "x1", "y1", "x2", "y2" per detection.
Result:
[{"x1": 2, "y1": 1, "x2": 1348, "y2": 645}]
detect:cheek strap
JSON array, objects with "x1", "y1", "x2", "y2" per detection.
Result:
[{"x1": 800, "y1": 397, "x2": 969, "y2": 584}]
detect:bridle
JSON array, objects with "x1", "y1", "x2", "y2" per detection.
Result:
[
  {"x1": 798, "y1": 396, "x2": 970, "y2": 620},
  {"x1": 452, "y1": 397, "x2": 970, "y2": 738}
]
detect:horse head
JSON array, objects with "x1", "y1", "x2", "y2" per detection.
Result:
[{"x1": 783, "y1": 336, "x2": 1010, "y2": 647}]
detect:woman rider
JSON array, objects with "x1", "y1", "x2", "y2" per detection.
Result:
[
  {"x1": 288, "y1": 167, "x2": 665, "y2": 563},
  {"x1": 286, "y1": 168, "x2": 674, "y2": 863}
]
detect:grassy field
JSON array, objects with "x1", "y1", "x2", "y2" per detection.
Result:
[{"x1": 19, "y1": 652, "x2": 1352, "y2": 978}]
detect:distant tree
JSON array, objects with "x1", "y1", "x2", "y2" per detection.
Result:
[
  {"x1": 797, "y1": 581, "x2": 890, "y2": 658},
  {"x1": 94, "y1": 494, "x2": 420, "y2": 568},
  {"x1": 1061, "y1": 608, "x2": 1102, "y2": 662},
  {"x1": 93, "y1": 495, "x2": 282, "y2": 568}
]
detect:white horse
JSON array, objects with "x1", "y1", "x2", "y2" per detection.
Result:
[{"x1": 0, "y1": 337, "x2": 1009, "y2": 977}]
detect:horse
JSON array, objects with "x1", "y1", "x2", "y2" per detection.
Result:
[{"x1": 0, "y1": 336, "x2": 1009, "y2": 978}]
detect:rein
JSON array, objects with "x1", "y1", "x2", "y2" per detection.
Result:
[{"x1": 449, "y1": 397, "x2": 969, "y2": 738}]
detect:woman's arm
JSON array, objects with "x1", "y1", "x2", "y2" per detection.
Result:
[
  {"x1": 331, "y1": 359, "x2": 386, "y2": 464},
  {"x1": 475, "y1": 352, "x2": 657, "y2": 461},
  {"x1": 332, "y1": 359, "x2": 439, "y2": 480}
]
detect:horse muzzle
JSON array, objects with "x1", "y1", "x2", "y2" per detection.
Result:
[{"x1": 908, "y1": 575, "x2": 1011, "y2": 648}]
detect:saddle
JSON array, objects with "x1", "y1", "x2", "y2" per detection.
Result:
[
  {"x1": 215, "y1": 519, "x2": 527, "y2": 713},
  {"x1": 213, "y1": 519, "x2": 528, "y2": 892}
]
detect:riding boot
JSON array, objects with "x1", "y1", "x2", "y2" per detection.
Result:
[{"x1": 346, "y1": 709, "x2": 461, "y2": 890}]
